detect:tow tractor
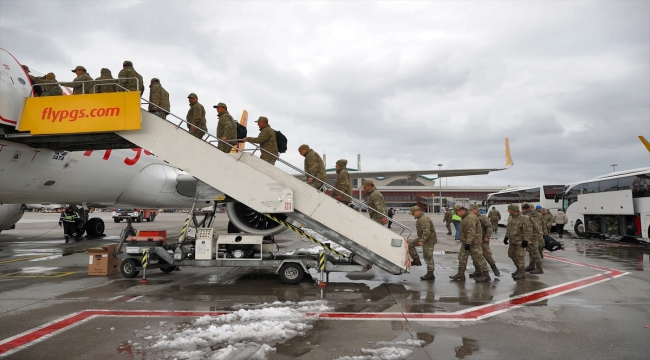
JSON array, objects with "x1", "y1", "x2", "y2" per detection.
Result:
[{"x1": 112, "y1": 208, "x2": 158, "y2": 223}]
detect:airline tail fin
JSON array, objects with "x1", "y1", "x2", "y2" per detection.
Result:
[
  {"x1": 504, "y1": 138, "x2": 514, "y2": 168},
  {"x1": 639, "y1": 136, "x2": 650, "y2": 153}
]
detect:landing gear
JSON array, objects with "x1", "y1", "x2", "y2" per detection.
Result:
[{"x1": 85, "y1": 218, "x2": 105, "y2": 237}]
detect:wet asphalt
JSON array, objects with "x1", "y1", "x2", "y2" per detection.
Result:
[{"x1": 0, "y1": 211, "x2": 648, "y2": 359}]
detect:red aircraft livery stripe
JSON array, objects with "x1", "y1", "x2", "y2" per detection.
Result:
[{"x1": 0, "y1": 254, "x2": 629, "y2": 357}]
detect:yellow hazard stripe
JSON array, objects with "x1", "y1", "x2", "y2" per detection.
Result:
[
  {"x1": 141, "y1": 250, "x2": 148, "y2": 267},
  {"x1": 178, "y1": 218, "x2": 190, "y2": 241},
  {"x1": 264, "y1": 214, "x2": 346, "y2": 259},
  {"x1": 318, "y1": 251, "x2": 325, "y2": 270},
  {"x1": 0, "y1": 255, "x2": 51, "y2": 264}
]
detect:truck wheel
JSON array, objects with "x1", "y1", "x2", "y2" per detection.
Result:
[
  {"x1": 138, "y1": 214, "x2": 143, "y2": 223},
  {"x1": 121, "y1": 258, "x2": 140, "y2": 278},
  {"x1": 113, "y1": 218, "x2": 121, "y2": 223},
  {"x1": 160, "y1": 265, "x2": 176, "y2": 273},
  {"x1": 574, "y1": 220, "x2": 587, "y2": 237},
  {"x1": 86, "y1": 218, "x2": 105, "y2": 237},
  {"x1": 278, "y1": 263, "x2": 304, "y2": 284},
  {"x1": 150, "y1": 213, "x2": 155, "y2": 222}
]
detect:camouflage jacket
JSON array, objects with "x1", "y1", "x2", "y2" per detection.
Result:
[
  {"x1": 414, "y1": 212, "x2": 437, "y2": 244},
  {"x1": 94, "y1": 69, "x2": 117, "y2": 93},
  {"x1": 460, "y1": 212, "x2": 482, "y2": 245},
  {"x1": 186, "y1": 102, "x2": 206, "y2": 130},
  {"x1": 477, "y1": 213, "x2": 493, "y2": 239},
  {"x1": 506, "y1": 212, "x2": 532, "y2": 244},
  {"x1": 366, "y1": 187, "x2": 387, "y2": 221},
  {"x1": 117, "y1": 66, "x2": 144, "y2": 93},
  {"x1": 247, "y1": 124, "x2": 278, "y2": 161},
  {"x1": 542, "y1": 212, "x2": 554, "y2": 228},
  {"x1": 216, "y1": 111, "x2": 237, "y2": 140},
  {"x1": 488, "y1": 209, "x2": 501, "y2": 221},
  {"x1": 148, "y1": 83, "x2": 169, "y2": 114},
  {"x1": 60, "y1": 72, "x2": 93, "y2": 94},
  {"x1": 40, "y1": 79, "x2": 63, "y2": 96},
  {"x1": 443, "y1": 210, "x2": 452, "y2": 223},
  {"x1": 523, "y1": 209, "x2": 543, "y2": 237},
  {"x1": 303, "y1": 149, "x2": 327, "y2": 185},
  {"x1": 332, "y1": 168, "x2": 352, "y2": 202}
]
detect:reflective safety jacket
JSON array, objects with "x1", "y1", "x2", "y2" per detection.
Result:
[{"x1": 59, "y1": 210, "x2": 79, "y2": 223}]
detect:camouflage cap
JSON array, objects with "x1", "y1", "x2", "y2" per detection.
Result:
[
  {"x1": 336, "y1": 159, "x2": 347, "y2": 167},
  {"x1": 213, "y1": 102, "x2": 227, "y2": 109},
  {"x1": 453, "y1": 204, "x2": 463, "y2": 212},
  {"x1": 469, "y1": 204, "x2": 480, "y2": 210},
  {"x1": 298, "y1": 144, "x2": 310, "y2": 151},
  {"x1": 71, "y1": 65, "x2": 86, "y2": 72},
  {"x1": 100, "y1": 68, "x2": 111, "y2": 75},
  {"x1": 45, "y1": 72, "x2": 56, "y2": 80},
  {"x1": 123, "y1": 60, "x2": 133, "y2": 66},
  {"x1": 521, "y1": 202, "x2": 531, "y2": 209},
  {"x1": 254, "y1": 116, "x2": 268, "y2": 123},
  {"x1": 187, "y1": 93, "x2": 198, "y2": 98},
  {"x1": 508, "y1": 203, "x2": 520, "y2": 212},
  {"x1": 21, "y1": 65, "x2": 30, "y2": 73},
  {"x1": 410, "y1": 205, "x2": 421, "y2": 214},
  {"x1": 363, "y1": 179, "x2": 374, "y2": 187},
  {"x1": 151, "y1": 78, "x2": 160, "y2": 83}
]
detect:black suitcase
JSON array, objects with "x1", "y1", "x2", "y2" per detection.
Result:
[{"x1": 544, "y1": 235, "x2": 563, "y2": 252}]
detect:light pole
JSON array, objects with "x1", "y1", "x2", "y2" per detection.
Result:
[
  {"x1": 610, "y1": 164, "x2": 617, "y2": 172},
  {"x1": 438, "y1": 164, "x2": 443, "y2": 214}
]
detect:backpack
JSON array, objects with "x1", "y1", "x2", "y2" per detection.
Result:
[
  {"x1": 275, "y1": 130, "x2": 288, "y2": 153},
  {"x1": 235, "y1": 122, "x2": 247, "y2": 140}
]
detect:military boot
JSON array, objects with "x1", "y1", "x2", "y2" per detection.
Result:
[
  {"x1": 449, "y1": 270, "x2": 465, "y2": 281},
  {"x1": 475, "y1": 271, "x2": 491, "y2": 282},
  {"x1": 420, "y1": 271, "x2": 435, "y2": 281},
  {"x1": 524, "y1": 262, "x2": 535, "y2": 272},
  {"x1": 468, "y1": 269, "x2": 481, "y2": 278},
  {"x1": 411, "y1": 258, "x2": 422, "y2": 266},
  {"x1": 530, "y1": 261, "x2": 544, "y2": 274},
  {"x1": 512, "y1": 268, "x2": 526, "y2": 280},
  {"x1": 490, "y1": 263, "x2": 500, "y2": 276},
  {"x1": 447, "y1": 232, "x2": 452, "y2": 235}
]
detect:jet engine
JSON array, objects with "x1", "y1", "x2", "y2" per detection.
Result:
[
  {"x1": 226, "y1": 202, "x2": 287, "y2": 236},
  {"x1": 0, "y1": 204, "x2": 25, "y2": 233}
]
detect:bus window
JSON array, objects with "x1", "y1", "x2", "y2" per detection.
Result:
[
  {"x1": 584, "y1": 181, "x2": 599, "y2": 194},
  {"x1": 632, "y1": 176, "x2": 648, "y2": 198},
  {"x1": 600, "y1": 179, "x2": 617, "y2": 192},
  {"x1": 618, "y1": 176, "x2": 634, "y2": 191}
]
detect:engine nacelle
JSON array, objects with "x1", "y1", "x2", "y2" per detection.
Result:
[
  {"x1": 0, "y1": 204, "x2": 25, "y2": 232},
  {"x1": 225, "y1": 202, "x2": 287, "y2": 236}
]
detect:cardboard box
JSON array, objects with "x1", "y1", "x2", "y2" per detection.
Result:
[
  {"x1": 138, "y1": 230, "x2": 167, "y2": 244},
  {"x1": 87, "y1": 244, "x2": 122, "y2": 276}
]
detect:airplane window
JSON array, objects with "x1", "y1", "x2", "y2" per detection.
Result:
[
  {"x1": 44, "y1": 180, "x2": 56, "y2": 186},
  {"x1": 17, "y1": 78, "x2": 26, "y2": 85}
]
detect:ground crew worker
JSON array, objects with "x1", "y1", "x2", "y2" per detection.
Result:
[
  {"x1": 60, "y1": 66, "x2": 93, "y2": 94},
  {"x1": 407, "y1": 205, "x2": 437, "y2": 281},
  {"x1": 522, "y1": 202, "x2": 544, "y2": 274},
  {"x1": 186, "y1": 93, "x2": 206, "y2": 139},
  {"x1": 243, "y1": 116, "x2": 278, "y2": 163},
  {"x1": 213, "y1": 102, "x2": 237, "y2": 153},
  {"x1": 40, "y1": 73, "x2": 63, "y2": 96},
  {"x1": 363, "y1": 179, "x2": 388, "y2": 225},
  {"x1": 331, "y1": 159, "x2": 352, "y2": 204},
  {"x1": 504, "y1": 203, "x2": 532, "y2": 280},
  {"x1": 148, "y1": 78, "x2": 170, "y2": 118},
  {"x1": 443, "y1": 207, "x2": 453, "y2": 235},
  {"x1": 449, "y1": 205, "x2": 491, "y2": 282},
  {"x1": 59, "y1": 206, "x2": 80, "y2": 243},
  {"x1": 469, "y1": 204, "x2": 500, "y2": 276},
  {"x1": 298, "y1": 144, "x2": 327, "y2": 190},
  {"x1": 488, "y1": 206, "x2": 501, "y2": 233},
  {"x1": 94, "y1": 68, "x2": 117, "y2": 93},
  {"x1": 117, "y1": 60, "x2": 144, "y2": 94},
  {"x1": 452, "y1": 207, "x2": 462, "y2": 241}
]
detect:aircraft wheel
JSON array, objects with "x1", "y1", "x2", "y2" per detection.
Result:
[
  {"x1": 86, "y1": 218, "x2": 105, "y2": 237},
  {"x1": 113, "y1": 218, "x2": 121, "y2": 223},
  {"x1": 121, "y1": 258, "x2": 141, "y2": 278},
  {"x1": 160, "y1": 265, "x2": 176, "y2": 273},
  {"x1": 278, "y1": 263, "x2": 304, "y2": 284}
]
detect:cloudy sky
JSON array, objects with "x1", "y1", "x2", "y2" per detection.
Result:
[{"x1": 2, "y1": 0, "x2": 648, "y2": 186}]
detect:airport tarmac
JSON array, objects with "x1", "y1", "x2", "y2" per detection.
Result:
[{"x1": 0, "y1": 211, "x2": 648, "y2": 359}]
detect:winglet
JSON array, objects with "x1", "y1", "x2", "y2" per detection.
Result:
[
  {"x1": 639, "y1": 136, "x2": 650, "y2": 153},
  {"x1": 504, "y1": 138, "x2": 514, "y2": 168}
]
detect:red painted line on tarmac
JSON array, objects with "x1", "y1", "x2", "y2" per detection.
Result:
[{"x1": 0, "y1": 255, "x2": 630, "y2": 356}]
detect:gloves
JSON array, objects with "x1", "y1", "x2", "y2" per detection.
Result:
[
  {"x1": 522, "y1": 240, "x2": 528, "y2": 248},
  {"x1": 464, "y1": 243, "x2": 470, "y2": 250},
  {"x1": 58, "y1": 222, "x2": 62, "y2": 227},
  {"x1": 503, "y1": 236, "x2": 509, "y2": 245}
]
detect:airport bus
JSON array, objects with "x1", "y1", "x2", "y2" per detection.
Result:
[
  {"x1": 485, "y1": 185, "x2": 564, "y2": 226},
  {"x1": 555, "y1": 168, "x2": 649, "y2": 242}
]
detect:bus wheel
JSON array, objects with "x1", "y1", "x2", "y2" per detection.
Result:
[{"x1": 574, "y1": 221, "x2": 588, "y2": 238}]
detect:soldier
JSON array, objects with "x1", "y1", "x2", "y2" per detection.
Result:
[
  {"x1": 504, "y1": 203, "x2": 533, "y2": 280},
  {"x1": 148, "y1": 78, "x2": 170, "y2": 118},
  {"x1": 94, "y1": 68, "x2": 117, "y2": 94},
  {"x1": 186, "y1": 93, "x2": 206, "y2": 139},
  {"x1": 488, "y1": 206, "x2": 501, "y2": 233},
  {"x1": 212, "y1": 102, "x2": 237, "y2": 153},
  {"x1": 541, "y1": 208, "x2": 554, "y2": 237},
  {"x1": 60, "y1": 66, "x2": 93, "y2": 95},
  {"x1": 522, "y1": 203, "x2": 544, "y2": 274},
  {"x1": 22, "y1": 65, "x2": 45, "y2": 95},
  {"x1": 298, "y1": 144, "x2": 327, "y2": 190},
  {"x1": 40, "y1": 73, "x2": 63, "y2": 97},
  {"x1": 536, "y1": 205, "x2": 547, "y2": 258},
  {"x1": 244, "y1": 116, "x2": 279, "y2": 164},
  {"x1": 470, "y1": 204, "x2": 500, "y2": 276},
  {"x1": 449, "y1": 205, "x2": 491, "y2": 282},
  {"x1": 117, "y1": 60, "x2": 144, "y2": 94},
  {"x1": 407, "y1": 205, "x2": 437, "y2": 281},
  {"x1": 443, "y1": 207, "x2": 453, "y2": 235},
  {"x1": 331, "y1": 159, "x2": 352, "y2": 204},
  {"x1": 363, "y1": 179, "x2": 388, "y2": 225}
]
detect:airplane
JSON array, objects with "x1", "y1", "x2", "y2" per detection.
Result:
[{"x1": 0, "y1": 48, "x2": 512, "y2": 237}]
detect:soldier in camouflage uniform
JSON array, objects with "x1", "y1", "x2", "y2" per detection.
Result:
[
  {"x1": 407, "y1": 206, "x2": 437, "y2": 280},
  {"x1": 186, "y1": 93, "x2": 206, "y2": 139},
  {"x1": 212, "y1": 102, "x2": 237, "y2": 153},
  {"x1": 40, "y1": 73, "x2": 63, "y2": 97},
  {"x1": 94, "y1": 68, "x2": 117, "y2": 94},
  {"x1": 22, "y1": 65, "x2": 45, "y2": 95},
  {"x1": 541, "y1": 208, "x2": 554, "y2": 236},
  {"x1": 299, "y1": 144, "x2": 327, "y2": 190},
  {"x1": 522, "y1": 203, "x2": 544, "y2": 274},
  {"x1": 469, "y1": 204, "x2": 500, "y2": 277},
  {"x1": 244, "y1": 116, "x2": 278, "y2": 164},
  {"x1": 117, "y1": 60, "x2": 144, "y2": 94},
  {"x1": 148, "y1": 78, "x2": 169, "y2": 118},
  {"x1": 504, "y1": 203, "x2": 533, "y2": 280},
  {"x1": 450, "y1": 205, "x2": 491, "y2": 282},
  {"x1": 363, "y1": 179, "x2": 388, "y2": 225},
  {"x1": 535, "y1": 206, "x2": 546, "y2": 257},
  {"x1": 443, "y1": 208, "x2": 453, "y2": 235},
  {"x1": 331, "y1": 159, "x2": 352, "y2": 204},
  {"x1": 60, "y1": 66, "x2": 93, "y2": 95},
  {"x1": 488, "y1": 207, "x2": 501, "y2": 233}
]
